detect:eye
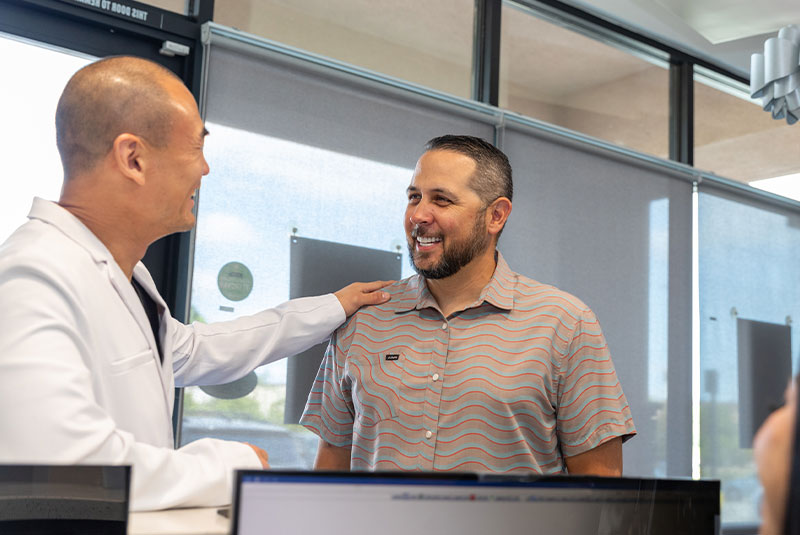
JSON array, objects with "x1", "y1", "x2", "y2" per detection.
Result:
[
  {"x1": 434, "y1": 195, "x2": 452, "y2": 205},
  {"x1": 408, "y1": 192, "x2": 421, "y2": 202}
]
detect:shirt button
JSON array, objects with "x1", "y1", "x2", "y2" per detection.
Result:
[
  {"x1": 432, "y1": 373, "x2": 440, "y2": 382},
  {"x1": 441, "y1": 322, "x2": 447, "y2": 330},
  {"x1": 425, "y1": 430, "x2": 433, "y2": 439}
]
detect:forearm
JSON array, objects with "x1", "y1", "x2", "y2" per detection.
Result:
[
  {"x1": 314, "y1": 440, "x2": 352, "y2": 470},
  {"x1": 564, "y1": 437, "x2": 623, "y2": 476},
  {"x1": 172, "y1": 294, "x2": 345, "y2": 386}
]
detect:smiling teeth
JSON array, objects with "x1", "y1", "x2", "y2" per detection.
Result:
[{"x1": 417, "y1": 237, "x2": 442, "y2": 244}]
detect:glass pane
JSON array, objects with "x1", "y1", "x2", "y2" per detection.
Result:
[
  {"x1": 137, "y1": 0, "x2": 185, "y2": 14},
  {"x1": 212, "y1": 0, "x2": 475, "y2": 99},
  {"x1": 0, "y1": 33, "x2": 92, "y2": 243},
  {"x1": 698, "y1": 190, "x2": 800, "y2": 526},
  {"x1": 182, "y1": 125, "x2": 416, "y2": 468},
  {"x1": 694, "y1": 67, "x2": 800, "y2": 186},
  {"x1": 499, "y1": 1, "x2": 670, "y2": 158}
]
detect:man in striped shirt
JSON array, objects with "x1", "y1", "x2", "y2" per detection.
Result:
[{"x1": 301, "y1": 135, "x2": 636, "y2": 475}]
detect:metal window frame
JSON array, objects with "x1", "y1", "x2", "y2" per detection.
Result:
[{"x1": 472, "y1": 0, "x2": 502, "y2": 106}]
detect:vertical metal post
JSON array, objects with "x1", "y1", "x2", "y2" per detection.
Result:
[
  {"x1": 669, "y1": 60, "x2": 694, "y2": 165},
  {"x1": 175, "y1": 0, "x2": 214, "y2": 448},
  {"x1": 186, "y1": 0, "x2": 214, "y2": 23},
  {"x1": 472, "y1": 0, "x2": 502, "y2": 106},
  {"x1": 668, "y1": 59, "x2": 695, "y2": 477}
]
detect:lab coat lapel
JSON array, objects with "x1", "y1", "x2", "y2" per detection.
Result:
[
  {"x1": 131, "y1": 263, "x2": 176, "y2": 403},
  {"x1": 29, "y1": 199, "x2": 175, "y2": 435},
  {"x1": 28, "y1": 198, "x2": 176, "y2": 441}
]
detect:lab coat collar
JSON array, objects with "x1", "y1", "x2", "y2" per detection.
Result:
[
  {"x1": 28, "y1": 197, "x2": 118, "y2": 267},
  {"x1": 27, "y1": 198, "x2": 166, "y2": 308}
]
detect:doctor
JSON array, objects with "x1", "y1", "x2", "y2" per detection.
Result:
[{"x1": 0, "y1": 56, "x2": 390, "y2": 511}]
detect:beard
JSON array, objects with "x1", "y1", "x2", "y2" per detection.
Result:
[{"x1": 408, "y1": 215, "x2": 490, "y2": 279}]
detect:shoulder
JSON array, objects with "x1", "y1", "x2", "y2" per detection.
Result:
[
  {"x1": 335, "y1": 276, "x2": 418, "y2": 335},
  {"x1": 504, "y1": 269, "x2": 594, "y2": 325},
  {"x1": 0, "y1": 218, "x2": 100, "y2": 294}
]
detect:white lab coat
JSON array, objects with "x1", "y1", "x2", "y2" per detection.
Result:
[{"x1": 0, "y1": 198, "x2": 344, "y2": 510}]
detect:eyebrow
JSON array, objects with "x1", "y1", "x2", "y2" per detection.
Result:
[
  {"x1": 406, "y1": 185, "x2": 457, "y2": 197},
  {"x1": 199, "y1": 126, "x2": 209, "y2": 141}
]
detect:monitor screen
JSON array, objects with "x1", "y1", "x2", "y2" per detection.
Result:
[
  {"x1": 232, "y1": 471, "x2": 719, "y2": 535},
  {"x1": 0, "y1": 464, "x2": 130, "y2": 535}
]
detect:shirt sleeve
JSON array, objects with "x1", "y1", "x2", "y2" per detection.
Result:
[
  {"x1": 555, "y1": 306, "x2": 636, "y2": 458},
  {"x1": 299, "y1": 328, "x2": 355, "y2": 447},
  {"x1": 170, "y1": 294, "x2": 345, "y2": 387}
]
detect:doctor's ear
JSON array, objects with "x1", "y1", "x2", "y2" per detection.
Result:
[
  {"x1": 486, "y1": 197, "x2": 512, "y2": 236},
  {"x1": 112, "y1": 133, "x2": 147, "y2": 186}
]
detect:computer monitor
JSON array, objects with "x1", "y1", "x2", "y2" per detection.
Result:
[
  {"x1": 232, "y1": 471, "x2": 719, "y2": 535},
  {"x1": 0, "y1": 464, "x2": 130, "y2": 535}
]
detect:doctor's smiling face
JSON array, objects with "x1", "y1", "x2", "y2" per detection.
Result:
[
  {"x1": 405, "y1": 149, "x2": 492, "y2": 279},
  {"x1": 144, "y1": 77, "x2": 210, "y2": 236}
]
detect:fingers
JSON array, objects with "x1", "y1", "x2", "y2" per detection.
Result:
[
  {"x1": 354, "y1": 280, "x2": 394, "y2": 292},
  {"x1": 362, "y1": 290, "x2": 391, "y2": 305},
  {"x1": 334, "y1": 280, "x2": 395, "y2": 317}
]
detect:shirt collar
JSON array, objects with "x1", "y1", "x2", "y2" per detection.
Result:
[{"x1": 393, "y1": 251, "x2": 515, "y2": 314}]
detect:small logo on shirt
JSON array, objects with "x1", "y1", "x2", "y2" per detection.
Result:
[{"x1": 385, "y1": 354, "x2": 400, "y2": 361}]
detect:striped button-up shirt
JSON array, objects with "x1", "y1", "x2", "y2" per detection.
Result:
[{"x1": 301, "y1": 253, "x2": 636, "y2": 473}]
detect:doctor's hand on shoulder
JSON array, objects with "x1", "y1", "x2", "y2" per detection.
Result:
[
  {"x1": 334, "y1": 280, "x2": 393, "y2": 317},
  {"x1": 245, "y1": 443, "x2": 270, "y2": 469}
]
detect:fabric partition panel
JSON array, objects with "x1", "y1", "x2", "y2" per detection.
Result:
[
  {"x1": 201, "y1": 36, "x2": 496, "y2": 168},
  {"x1": 499, "y1": 122, "x2": 694, "y2": 478}
]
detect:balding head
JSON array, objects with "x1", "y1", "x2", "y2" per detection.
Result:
[{"x1": 56, "y1": 56, "x2": 184, "y2": 179}]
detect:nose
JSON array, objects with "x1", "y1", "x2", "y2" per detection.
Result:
[
  {"x1": 202, "y1": 154, "x2": 210, "y2": 176},
  {"x1": 408, "y1": 201, "x2": 433, "y2": 226}
]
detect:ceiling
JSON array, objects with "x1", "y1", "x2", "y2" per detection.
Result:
[{"x1": 564, "y1": 0, "x2": 800, "y2": 79}]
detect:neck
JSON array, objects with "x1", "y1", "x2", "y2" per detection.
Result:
[
  {"x1": 425, "y1": 247, "x2": 497, "y2": 318},
  {"x1": 59, "y1": 182, "x2": 150, "y2": 281}
]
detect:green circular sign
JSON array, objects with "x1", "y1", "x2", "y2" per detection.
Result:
[{"x1": 217, "y1": 261, "x2": 254, "y2": 302}]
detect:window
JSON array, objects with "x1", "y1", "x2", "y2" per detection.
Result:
[
  {"x1": 212, "y1": 0, "x2": 475, "y2": 99},
  {"x1": 0, "y1": 33, "x2": 92, "y2": 243},
  {"x1": 138, "y1": 0, "x2": 185, "y2": 14},
  {"x1": 183, "y1": 126, "x2": 414, "y2": 467},
  {"x1": 182, "y1": 29, "x2": 494, "y2": 466},
  {"x1": 694, "y1": 66, "x2": 800, "y2": 186},
  {"x1": 499, "y1": 121, "x2": 693, "y2": 479},
  {"x1": 698, "y1": 186, "x2": 800, "y2": 526},
  {"x1": 499, "y1": 1, "x2": 670, "y2": 159}
]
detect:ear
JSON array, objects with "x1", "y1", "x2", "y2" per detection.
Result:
[
  {"x1": 111, "y1": 133, "x2": 147, "y2": 186},
  {"x1": 486, "y1": 197, "x2": 512, "y2": 237}
]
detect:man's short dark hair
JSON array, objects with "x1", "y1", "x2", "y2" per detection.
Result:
[{"x1": 424, "y1": 135, "x2": 513, "y2": 206}]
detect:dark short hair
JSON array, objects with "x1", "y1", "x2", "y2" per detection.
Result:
[
  {"x1": 56, "y1": 56, "x2": 181, "y2": 178},
  {"x1": 424, "y1": 135, "x2": 513, "y2": 206}
]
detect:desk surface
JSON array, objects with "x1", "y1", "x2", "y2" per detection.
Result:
[{"x1": 129, "y1": 507, "x2": 229, "y2": 535}]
